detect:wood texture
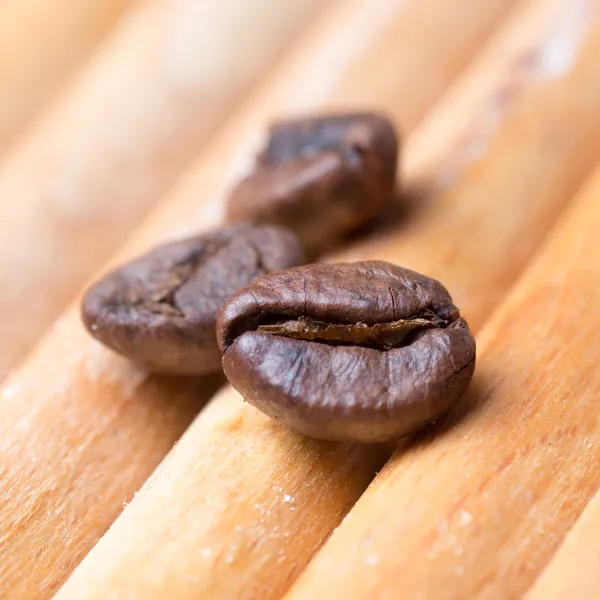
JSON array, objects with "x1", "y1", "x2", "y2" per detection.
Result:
[
  {"x1": 53, "y1": 1, "x2": 600, "y2": 598},
  {"x1": 528, "y1": 414, "x2": 600, "y2": 600},
  {"x1": 0, "y1": 0, "x2": 130, "y2": 154},
  {"x1": 0, "y1": 0, "x2": 325, "y2": 381},
  {"x1": 284, "y1": 159, "x2": 600, "y2": 600},
  {"x1": 281, "y1": 15, "x2": 600, "y2": 600},
  {"x1": 0, "y1": 0, "x2": 518, "y2": 597}
]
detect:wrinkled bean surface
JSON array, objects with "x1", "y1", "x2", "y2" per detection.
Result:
[
  {"x1": 226, "y1": 113, "x2": 399, "y2": 255},
  {"x1": 218, "y1": 261, "x2": 476, "y2": 443},
  {"x1": 82, "y1": 223, "x2": 303, "y2": 375}
]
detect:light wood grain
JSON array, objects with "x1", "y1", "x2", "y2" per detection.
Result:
[
  {"x1": 53, "y1": 1, "x2": 600, "y2": 598},
  {"x1": 341, "y1": 0, "x2": 600, "y2": 331},
  {"x1": 0, "y1": 0, "x2": 131, "y2": 154},
  {"x1": 0, "y1": 0, "x2": 517, "y2": 597},
  {"x1": 55, "y1": 386, "x2": 392, "y2": 600},
  {"x1": 0, "y1": 331, "x2": 222, "y2": 600},
  {"x1": 281, "y1": 14, "x2": 600, "y2": 600},
  {"x1": 0, "y1": 0, "x2": 516, "y2": 596},
  {"x1": 284, "y1": 163, "x2": 600, "y2": 600},
  {"x1": 0, "y1": 0, "x2": 326, "y2": 382},
  {"x1": 528, "y1": 404, "x2": 600, "y2": 600}
]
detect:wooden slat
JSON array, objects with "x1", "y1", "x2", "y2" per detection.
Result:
[
  {"x1": 0, "y1": 0, "x2": 518, "y2": 597},
  {"x1": 0, "y1": 0, "x2": 327, "y2": 382},
  {"x1": 0, "y1": 0, "x2": 131, "y2": 154},
  {"x1": 53, "y1": 0, "x2": 600, "y2": 598},
  {"x1": 285, "y1": 168, "x2": 600, "y2": 600},
  {"x1": 527, "y1": 438, "x2": 600, "y2": 599},
  {"x1": 280, "y1": 11, "x2": 600, "y2": 600}
]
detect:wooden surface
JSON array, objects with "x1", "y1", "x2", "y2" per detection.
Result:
[
  {"x1": 2, "y1": 0, "x2": 600, "y2": 598},
  {"x1": 528, "y1": 392, "x2": 600, "y2": 600},
  {"x1": 0, "y1": 0, "x2": 130, "y2": 154},
  {"x1": 0, "y1": 1, "x2": 519, "y2": 597},
  {"x1": 53, "y1": 0, "x2": 600, "y2": 598},
  {"x1": 0, "y1": 0, "x2": 325, "y2": 381},
  {"x1": 339, "y1": 0, "x2": 600, "y2": 331},
  {"x1": 284, "y1": 156, "x2": 600, "y2": 600}
]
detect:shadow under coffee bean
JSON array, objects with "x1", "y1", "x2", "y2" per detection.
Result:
[
  {"x1": 81, "y1": 222, "x2": 303, "y2": 376},
  {"x1": 217, "y1": 261, "x2": 476, "y2": 444}
]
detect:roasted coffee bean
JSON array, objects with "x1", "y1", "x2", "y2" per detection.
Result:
[
  {"x1": 82, "y1": 223, "x2": 303, "y2": 376},
  {"x1": 217, "y1": 261, "x2": 476, "y2": 443},
  {"x1": 226, "y1": 113, "x2": 399, "y2": 255}
]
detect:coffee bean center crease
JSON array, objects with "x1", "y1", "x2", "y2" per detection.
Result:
[{"x1": 257, "y1": 309, "x2": 451, "y2": 350}]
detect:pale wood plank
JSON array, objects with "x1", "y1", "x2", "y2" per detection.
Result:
[
  {"x1": 281, "y1": 17, "x2": 600, "y2": 600},
  {"x1": 0, "y1": 0, "x2": 131, "y2": 154},
  {"x1": 0, "y1": 0, "x2": 516, "y2": 596},
  {"x1": 527, "y1": 459, "x2": 600, "y2": 598},
  {"x1": 285, "y1": 164, "x2": 600, "y2": 600},
  {"x1": 53, "y1": 1, "x2": 600, "y2": 598},
  {"x1": 0, "y1": 0, "x2": 327, "y2": 381}
]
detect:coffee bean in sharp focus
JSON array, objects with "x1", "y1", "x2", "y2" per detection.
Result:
[
  {"x1": 81, "y1": 222, "x2": 303, "y2": 376},
  {"x1": 226, "y1": 113, "x2": 399, "y2": 256},
  {"x1": 217, "y1": 261, "x2": 476, "y2": 444}
]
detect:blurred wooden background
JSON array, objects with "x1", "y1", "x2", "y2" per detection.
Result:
[{"x1": 1, "y1": 0, "x2": 599, "y2": 598}]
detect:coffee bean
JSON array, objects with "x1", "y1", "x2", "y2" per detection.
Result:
[
  {"x1": 217, "y1": 261, "x2": 475, "y2": 443},
  {"x1": 226, "y1": 114, "x2": 399, "y2": 256},
  {"x1": 82, "y1": 223, "x2": 303, "y2": 376}
]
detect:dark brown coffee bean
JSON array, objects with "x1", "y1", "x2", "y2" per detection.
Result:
[
  {"x1": 217, "y1": 261, "x2": 476, "y2": 443},
  {"x1": 81, "y1": 223, "x2": 303, "y2": 376},
  {"x1": 226, "y1": 113, "x2": 399, "y2": 255}
]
